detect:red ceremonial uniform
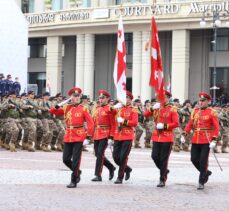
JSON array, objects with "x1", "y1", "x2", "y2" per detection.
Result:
[
  {"x1": 113, "y1": 105, "x2": 138, "y2": 141},
  {"x1": 92, "y1": 104, "x2": 115, "y2": 140},
  {"x1": 144, "y1": 104, "x2": 179, "y2": 142},
  {"x1": 184, "y1": 107, "x2": 220, "y2": 144},
  {"x1": 49, "y1": 104, "x2": 94, "y2": 142}
]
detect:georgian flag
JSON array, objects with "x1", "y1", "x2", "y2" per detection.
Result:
[
  {"x1": 150, "y1": 17, "x2": 165, "y2": 104},
  {"x1": 113, "y1": 15, "x2": 127, "y2": 105}
]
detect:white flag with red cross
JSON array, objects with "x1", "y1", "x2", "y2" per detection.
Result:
[{"x1": 113, "y1": 15, "x2": 127, "y2": 105}]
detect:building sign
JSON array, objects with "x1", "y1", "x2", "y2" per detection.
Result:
[
  {"x1": 188, "y1": 1, "x2": 229, "y2": 14},
  {"x1": 114, "y1": 4, "x2": 180, "y2": 16},
  {"x1": 25, "y1": 1, "x2": 229, "y2": 26},
  {"x1": 26, "y1": 10, "x2": 90, "y2": 25}
]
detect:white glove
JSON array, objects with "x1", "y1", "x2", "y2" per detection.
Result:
[
  {"x1": 209, "y1": 142, "x2": 216, "y2": 149},
  {"x1": 156, "y1": 123, "x2": 164, "y2": 130},
  {"x1": 108, "y1": 139, "x2": 113, "y2": 148},
  {"x1": 153, "y1": 102, "x2": 161, "y2": 110},
  {"x1": 83, "y1": 139, "x2": 90, "y2": 146},
  {"x1": 113, "y1": 103, "x2": 123, "y2": 109},
  {"x1": 117, "y1": 117, "x2": 124, "y2": 123},
  {"x1": 180, "y1": 136, "x2": 186, "y2": 144}
]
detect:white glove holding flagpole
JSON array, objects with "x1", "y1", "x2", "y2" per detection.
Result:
[
  {"x1": 153, "y1": 102, "x2": 161, "y2": 110},
  {"x1": 117, "y1": 117, "x2": 124, "y2": 123},
  {"x1": 55, "y1": 97, "x2": 72, "y2": 109},
  {"x1": 209, "y1": 142, "x2": 216, "y2": 149},
  {"x1": 113, "y1": 103, "x2": 123, "y2": 109}
]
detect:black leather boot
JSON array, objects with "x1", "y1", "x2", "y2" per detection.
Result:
[
  {"x1": 91, "y1": 176, "x2": 102, "y2": 182},
  {"x1": 66, "y1": 173, "x2": 77, "y2": 188},
  {"x1": 125, "y1": 168, "x2": 132, "y2": 181},
  {"x1": 197, "y1": 183, "x2": 204, "y2": 190},
  {"x1": 76, "y1": 170, "x2": 82, "y2": 183},
  {"x1": 114, "y1": 177, "x2": 123, "y2": 184},
  {"x1": 157, "y1": 180, "x2": 165, "y2": 187},
  {"x1": 109, "y1": 167, "x2": 116, "y2": 180}
]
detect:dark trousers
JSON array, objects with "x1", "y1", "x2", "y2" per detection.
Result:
[
  {"x1": 113, "y1": 140, "x2": 132, "y2": 179},
  {"x1": 63, "y1": 142, "x2": 83, "y2": 178},
  {"x1": 94, "y1": 138, "x2": 114, "y2": 176},
  {"x1": 151, "y1": 142, "x2": 173, "y2": 182},
  {"x1": 191, "y1": 144, "x2": 210, "y2": 184}
]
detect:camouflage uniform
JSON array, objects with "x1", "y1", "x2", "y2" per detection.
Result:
[
  {"x1": 134, "y1": 106, "x2": 144, "y2": 148},
  {"x1": 51, "y1": 101, "x2": 65, "y2": 151},
  {"x1": 219, "y1": 108, "x2": 229, "y2": 153},
  {"x1": 1, "y1": 98, "x2": 20, "y2": 152},
  {"x1": 180, "y1": 106, "x2": 192, "y2": 151},
  {"x1": 20, "y1": 98, "x2": 38, "y2": 152},
  {"x1": 173, "y1": 107, "x2": 182, "y2": 152},
  {"x1": 39, "y1": 99, "x2": 55, "y2": 152},
  {"x1": 144, "y1": 116, "x2": 154, "y2": 148}
]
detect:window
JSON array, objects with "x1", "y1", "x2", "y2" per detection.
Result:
[
  {"x1": 211, "y1": 29, "x2": 229, "y2": 51},
  {"x1": 21, "y1": 0, "x2": 34, "y2": 13},
  {"x1": 52, "y1": 0, "x2": 63, "y2": 10},
  {"x1": 29, "y1": 45, "x2": 47, "y2": 58},
  {"x1": 210, "y1": 68, "x2": 229, "y2": 103},
  {"x1": 29, "y1": 38, "x2": 47, "y2": 58},
  {"x1": 28, "y1": 72, "x2": 46, "y2": 94}
]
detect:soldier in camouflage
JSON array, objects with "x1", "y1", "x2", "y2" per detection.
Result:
[
  {"x1": 143, "y1": 99, "x2": 154, "y2": 148},
  {"x1": 133, "y1": 99, "x2": 144, "y2": 148},
  {"x1": 180, "y1": 100, "x2": 192, "y2": 151},
  {"x1": 173, "y1": 99, "x2": 182, "y2": 152},
  {"x1": 219, "y1": 105, "x2": 229, "y2": 153}
]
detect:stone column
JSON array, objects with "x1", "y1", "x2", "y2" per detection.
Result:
[
  {"x1": 46, "y1": 36, "x2": 62, "y2": 95},
  {"x1": 75, "y1": 34, "x2": 85, "y2": 90},
  {"x1": 84, "y1": 34, "x2": 95, "y2": 99},
  {"x1": 140, "y1": 31, "x2": 152, "y2": 102},
  {"x1": 171, "y1": 29, "x2": 190, "y2": 102},
  {"x1": 132, "y1": 31, "x2": 142, "y2": 99}
]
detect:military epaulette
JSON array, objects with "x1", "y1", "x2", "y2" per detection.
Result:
[
  {"x1": 170, "y1": 106, "x2": 177, "y2": 112},
  {"x1": 132, "y1": 106, "x2": 138, "y2": 113},
  {"x1": 191, "y1": 108, "x2": 198, "y2": 119},
  {"x1": 82, "y1": 105, "x2": 89, "y2": 112},
  {"x1": 209, "y1": 108, "x2": 218, "y2": 117}
]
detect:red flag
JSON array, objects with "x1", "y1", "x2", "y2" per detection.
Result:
[
  {"x1": 113, "y1": 16, "x2": 126, "y2": 105},
  {"x1": 150, "y1": 17, "x2": 165, "y2": 104}
]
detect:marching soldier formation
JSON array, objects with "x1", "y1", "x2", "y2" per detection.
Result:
[{"x1": 0, "y1": 83, "x2": 228, "y2": 190}]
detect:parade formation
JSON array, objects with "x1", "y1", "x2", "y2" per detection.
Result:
[{"x1": 0, "y1": 82, "x2": 228, "y2": 190}]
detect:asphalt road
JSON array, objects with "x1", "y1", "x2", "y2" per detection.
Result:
[{"x1": 0, "y1": 146, "x2": 229, "y2": 211}]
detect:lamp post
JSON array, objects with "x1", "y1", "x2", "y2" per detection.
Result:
[{"x1": 200, "y1": 9, "x2": 229, "y2": 104}]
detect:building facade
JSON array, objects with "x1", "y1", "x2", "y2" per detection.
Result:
[{"x1": 16, "y1": 0, "x2": 229, "y2": 103}]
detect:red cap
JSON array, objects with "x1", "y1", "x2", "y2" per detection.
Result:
[
  {"x1": 164, "y1": 90, "x2": 172, "y2": 98},
  {"x1": 98, "y1": 90, "x2": 110, "y2": 98},
  {"x1": 126, "y1": 90, "x2": 133, "y2": 100},
  {"x1": 68, "y1": 87, "x2": 82, "y2": 96},
  {"x1": 198, "y1": 92, "x2": 211, "y2": 101}
]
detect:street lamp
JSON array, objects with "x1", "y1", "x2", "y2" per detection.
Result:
[{"x1": 200, "y1": 9, "x2": 229, "y2": 104}]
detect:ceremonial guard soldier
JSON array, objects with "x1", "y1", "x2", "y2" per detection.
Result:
[
  {"x1": 144, "y1": 90, "x2": 179, "y2": 187},
  {"x1": 184, "y1": 92, "x2": 220, "y2": 190},
  {"x1": 49, "y1": 87, "x2": 94, "y2": 188},
  {"x1": 91, "y1": 90, "x2": 116, "y2": 182},
  {"x1": 112, "y1": 91, "x2": 138, "y2": 184}
]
